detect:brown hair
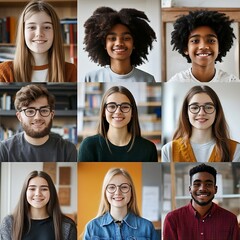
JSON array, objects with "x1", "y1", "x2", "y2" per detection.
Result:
[
  {"x1": 14, "y1": 84, "x2": 55, "y2": 111},
  {"x1": 173, "y1": 85, "x2": 231, "y2": 162},
  {"x1": 13, "y1": 0, "x2": 65, "y2": 82},
  {"x1": 97, "y1": 85, "x2": 141, "y2": 152}
]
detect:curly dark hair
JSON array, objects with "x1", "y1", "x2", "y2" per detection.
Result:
[
  {"x1": 83, "y1": 6, "x2": 156, "y2": 66},
  {"x1": 189, "y1": 163, "x2": 217, "y2": 184},
  {"x1": 171, "y1": 10, "x2": 235, "y2": 63}
]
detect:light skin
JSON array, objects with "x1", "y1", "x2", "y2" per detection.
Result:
[
  {"x1": 16, "y1": 96, "x2": 54, "y2": 145},
  {"x1": 24, "y1": 11, "x2": 54, "y2": 65},
  {"x1": 105, "y1": 93, "x2": 132, "y2": 146},
  {"x1": 184, "y1": 26, "x2": 219, "y2": 82},
  {"x1": 188, "y1": 93, "x2": 216, "y2": 144},
  {"x1": 105, "y1": 23, "x2": 134, "y2": 74},
  {"x1": 26, "y1": 176, "x2": 50, "y2": 219},
  {"x1": 189, "y1": 171, "x2": 217, "y2": 217},
  {"x1": 106, "y1": 174, "x2": 131, "y2": 221}
]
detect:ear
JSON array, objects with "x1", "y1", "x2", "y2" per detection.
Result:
[
  {"x1": 214, "y1": 185, "x2": 218, "y2": 194},
  {"x1": 51, "y1": 110, "x2": 55, "y2": 119},
  {"x1": 16, "y1": 111, "x2": 22, "y2": 122},
  {"x1": 188, "y1": 185, "x2": 192, "y2": 194},
  {"x1": 184, "y1": 49, "x2": 189, "y2": 55}
]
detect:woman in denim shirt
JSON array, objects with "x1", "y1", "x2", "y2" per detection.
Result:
[{"x1": 83, "y1": 168, "x2": 159, "y2": 239}]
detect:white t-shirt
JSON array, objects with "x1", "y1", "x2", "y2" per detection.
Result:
[{"x1": 168, "y1": 68, "x2": 240, "y2": 82}]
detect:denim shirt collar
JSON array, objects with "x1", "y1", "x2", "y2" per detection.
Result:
[{"x1": 100, "y1": 212, "x2": 137, "y2": 229}]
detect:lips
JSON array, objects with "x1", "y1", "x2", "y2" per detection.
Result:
[
  {"x1": 33, "y1": 40, "x2": 47, "y2": 44},
  {"x1": 196, "y1": 52, "x2": 212, "y2": 57}
]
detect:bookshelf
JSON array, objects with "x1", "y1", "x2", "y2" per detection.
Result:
[
  {"x1": 0, "y1": 83, "x2": 77, "y2": 144},
  {"x1": 77, "y1": 82, "x2": 162, "y2": 160},
  {"x1": 0, "y1": 0, "x2": 77, "y2": 63},
  {"x1": 161, "y1": 163, "x2": 240, "y2": 222}
]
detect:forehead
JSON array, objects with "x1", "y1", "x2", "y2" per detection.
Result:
[
  {"x1": 108, "y1": 23, "x2": 131, "y2": 34},
  {"x1": 106, "y1": 92, "x2": 130, "y2": 103},
  {"x1": 189, "y1": 26, "x2": 217, "y2": 38},
  {"x1": 191, "y1": 171, "x2": 215, "y2": 183},
  {"x1": 28, "y1": 176, "x2": 48, "y2": 186},
  {"x1": 25, "y1": 11, "x2": 52, "y2": 24},
  {"x1": 108, "y1": 174, "x2": 129, "y2": 184},
  {"x1": 25, "y1": 96, "x2": 49, "y2": 108},
  {"x1": 189, "y1": 93, "x2": 213, "y2": 104}
]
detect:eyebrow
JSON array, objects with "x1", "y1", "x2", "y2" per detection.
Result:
[
  {"x1": 107, "y1": 32, "x2": 132, "y2": 36},
  {"x1": 28, "y1": 185, "x2": 49, "y2": 188},
  {"x1": 26, "y1": 22, "x2": 53, "y2": 25},
  {"x1": 193, "y1": 179, "x2": 214, "y2": 183},
  {"x1": 189, "y1": 101, "x2": 214, "y2": 105},
  {"x1": 189, "y1": 33, "x2": 217, "y2": 39}
]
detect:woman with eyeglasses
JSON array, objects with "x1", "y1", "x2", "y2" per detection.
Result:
[
  {"x1": 78, "y1": 85, "x2": 158, "y2": 162},
  {"x1": 83, "y1": 168, "x2": 159, "y2": 239},
  {"x1": 162, "y1": 85, "x2": 240, "y2": 162}
]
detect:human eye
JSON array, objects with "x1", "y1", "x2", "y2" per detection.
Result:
[
  {"x1": 107, "y1": 184, "x2": 116, "y2": 192},
  {"x1": 44, "y1": 24, "x2": 52, "y2": 30},
  {"x1": 208, "y1": 38, "x2": 217, "y2": 44},
  {"x1": 123, "y1": 34, "x2": 132, "y2": 41},
  {"x1": 205, "y1": 104, "x2": 214, "y2": 110},
  {"x1": 121, "y1": 103, "x2": 131, "y2": 111},
  {"x1": 121, "y1": 184, "x2": 129, "y2": 191},
  {"x1": 189, "y1": 38, "x2": 199, "y2": 44},
  {"x1": 41, "y1": 187, "x2": 49, "y2": 191},
  {"x1": 40, "y1": 108, "x2": 50, "y2": 114},
  {"x1": 25, "y1": 108, "x2": 36, "y2": 115},
  {"x1": 26, "y1": 25, "x2": 36, "y2": 30},
  {"x1": 107, "y1": 103, "x2": 117, "y2": 110},
  {"x1": 189, "y1": 104, "x2": 199, "y2": 111},
  {"x1": 107, "y1": 35, "x2": 116, "y2": 41},
  {"x1": 27, "y1": 187, "x2": 36, "y2": 191}
]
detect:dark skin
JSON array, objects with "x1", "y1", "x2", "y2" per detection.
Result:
[{"x1": 189, "y1": 171, "x2": 218, "y2": 217}]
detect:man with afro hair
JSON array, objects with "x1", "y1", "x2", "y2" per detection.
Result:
[
  {"x1": 83, "y1": 6, "x2": 156, "y2": 82},
  {"x1": 169, "y1": 10, "x2": 240, "y2": 82}
]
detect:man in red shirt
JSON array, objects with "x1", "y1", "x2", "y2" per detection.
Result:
[{"x1": 163, "y1": 163, "x2": 239, "y2": 240}]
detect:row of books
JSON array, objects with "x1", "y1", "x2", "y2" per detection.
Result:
[{"x1": 0, "y1": 16, "x2": 16, "y2": 44}]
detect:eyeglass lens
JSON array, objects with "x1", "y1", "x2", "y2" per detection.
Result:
[
  {"x1": 105, "y1": 102, "x2": 132, "y2": 113},
  {"x1": 106, "y1": 183, "x2": 131, "y2": 193},
  {"x1": 189, "y1": 104, "x2": 215, "y2": 114},
  {"x1": 21, "y1": 107, "x2": 51, "y2": 117}
]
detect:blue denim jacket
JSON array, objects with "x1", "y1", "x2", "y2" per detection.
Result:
[{"x1": 83, "y1": 212, "x2": 159, "y2": 240}]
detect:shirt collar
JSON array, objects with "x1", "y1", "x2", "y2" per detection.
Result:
[
  {"x1": 100, "y1": 212, "x2": 137, "y2": 229},
  {"x1": 189, "y1": 200, "x2": 217, "y2": 218}
]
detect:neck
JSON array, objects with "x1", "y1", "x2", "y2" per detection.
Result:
[
  {"x1": 110, "y1": 207, "x2": 128, "y2": 221},
  {"x1": 107, "y1": 128, "x2": 131, "y2": 146},
  {"x1": 32, "y1": 52, "x2": 49, "y2": 66},
  {"x1": 190, "y1": 128, "x2": 213, "y2": 144},
  {"x1": 110, "y1": 60, "x2": 133, "y2": 75},
  {"x1": 191, "y1": 200, "x2": 213, "y2": 217},
  {"x1": 24, "y1": 132, "x2": 49, "y2": 146},
  {"x1": 30, "y1": 207, "x2": 49, "y2": 220},
  {"x1": 191, "y1": 65, "x2": 216, "y2": 82}
]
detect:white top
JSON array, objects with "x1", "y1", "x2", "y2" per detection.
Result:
[
  {"x1": 161, "y1": 140, "x2": 240, "y2": 162},
  {"x1": 84, "y1": 66, "x2": 155, "y2": 82},
  {"x1": 168, "y1": 68, "x2": 240, "y2": 82},
  {"x1": 31, "y1": 65, "x2": 48, "y2": 82}
]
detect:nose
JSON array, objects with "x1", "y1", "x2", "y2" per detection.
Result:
[
  {"x1": 115, "y1": 105, "x2": 122, "y2": 113},
  {"x1": 35, "y1": 188, "x2": 42, "y2": 196},
  {"x1": 115, "y1": 37, "x2": 124, "y2": 46},
  {"x1": 198, "y1": 40, "x2": 209, "y2": 50},
  {"x1": 198, "y1": 106, "x2": 206, "y2": 114},
  {"x1": 36, "y1": 26, "x2": 44, "y2": 37},
  {"x1": 34, "y1": 109, "x2": 43, "y2": 118}
]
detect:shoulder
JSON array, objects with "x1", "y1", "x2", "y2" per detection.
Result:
[
  {"x1": 81, "y1": 134, "x2": 103, "y2": 145},
  {"x1": 216, "y1": 69, "x2": 240, "y2": 82},
  {"x1": 135, "y1": 137, "x2": 155, "y2": 148},
  {"x1": 0, "y1": 61, "x2": 14, "y2": 82},
  {"x1": 168, "y1": 69, "x2": 192, "y2": 82},
  {"x1": 0, "y1": 61, "x2": 13, "y2": 69},
  {"x1": 1, "y1": 133, "x2": 22, "y2": 146},
  {"x1": 132, "y1": 68, "x2": 155, "y2": 82},
  {"x1": 84, "y1": 68, "x2": 107, "y2": 82},
  {"x1": 0, "y1": 215, "x2": 13, "y2": 230},
  {"x1": 62, "y1": 216, "x2": 76, "y2": 229}
]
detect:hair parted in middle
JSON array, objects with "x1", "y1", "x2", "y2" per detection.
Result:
[
  {"x1": 173, "y1": 85, "x2": 231, "y2": 162},
  {"x1": 13, "y1": 0, "x2": 66, "y2": 82},
  {"x1": 11, "y1": 171, "x2": 63, "y2": 240},
  {"x1": 96, "y1": 168, "x2": 140, "y2": 217},
  {"x1": 83, "y1": 6, "x2": 156, "y2": 66},
  {"x1": 97, "y1": 85, "x2": 141, "y2": 152},
  {"x1": 171, "y1": 10, "x2": 235, "y2": 63},
  {"x1": 14, "y1": 84, "x2": 55, "y2": 111}
]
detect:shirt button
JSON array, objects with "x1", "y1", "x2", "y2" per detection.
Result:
[
  {"x1": 201, "y1": 232, "x2": 204, "y2": 235},
  {"x1": 202, "y1": 220, "x2": 204, "y2": 222}
]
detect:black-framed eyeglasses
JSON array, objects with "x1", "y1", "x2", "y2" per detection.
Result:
[
  {"x1": 106, "y1": 183, "x2": 131, "y2": 193},
  {"x1": 105, "y1": 102, "x2": 132, "y2": 113},
  {"x1": 188, "y1": 103, "x2": 215, "y2": 114},
  {"x1": 19, "y1": 106, "x2": 52, "y2": 117}
]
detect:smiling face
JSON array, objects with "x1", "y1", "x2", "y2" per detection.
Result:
[
  {"x1": 106, "y1": 174, "x2": 132, "y2": 212},
  {"x1": 189, "y1": 171, "x2": 217, "y2": 207},
  {"x1": 188, "y1": 93, "x2": 216, "y2": 132},
  {"x1": 185, "y1": 26, "x2": 219, "y2": 68},
  {"x1": 105, "y1": 92, "x2": 132, "y2": 131},
  {"x1": 105, "y1": 24, "x2": 134, "y2": 64},
  {"x1": 16, "y1": 96, "x2": 54, "y2": 139},
  {"x1": 26, "y1": 176, "x2": 50, "y2": 212},
  {"x1": 24, "y1": 11, "x2": 54, "y2": 58}
]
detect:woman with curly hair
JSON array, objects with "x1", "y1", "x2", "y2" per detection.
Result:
[
  {"x1": 83, "y1": 7, "x2": 156, "y2": 82},
  {"x1": 0, "y1": 0, "x2": 77, "y2": 82},
  {"x1": 0, "y1": 170, "x2": 77, "y2": 240},
  {"x1": 168, "y1": 10, "x2": 240, "y2": 82},
  {"x1": 162, "y1": 85, "x2": 240, "y2": 162},
  {"x1": 83, "y1": 168, "x2": 159, "y2": 239}
]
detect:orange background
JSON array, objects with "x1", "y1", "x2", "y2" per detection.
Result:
[{"x1": 77, "y1": 162, "x2": 142, "y2": 237}]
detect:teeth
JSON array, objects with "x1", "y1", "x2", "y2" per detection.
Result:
[{"x1": 197, "y1": 53, "x2": 210, "y2": 56}]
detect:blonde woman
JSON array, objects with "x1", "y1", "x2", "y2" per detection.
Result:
[
  {"x1": 83, "y1": 168, "x2": 159, "y2": 239},
  {"x1": 0, "y1": 0, "x2": 76, "y2": 82}
]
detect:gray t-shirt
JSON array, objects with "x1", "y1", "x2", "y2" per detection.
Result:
[
  {"x1": 84, "y1": 66, "x2": 155, "y2": 82},
  {"x1": 0, "y1": 132, "x2": 77, "y2": 162}
]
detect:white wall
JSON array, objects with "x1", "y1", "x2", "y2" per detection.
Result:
[
  {"x1": 78, "y1": 0, "x2": 161, "y2": 81},
  {"x1": 0, "y1": 163, "x2": 77, "y2": 222},
  {"x1": 162, "y1": 83, "x2": 240, "y2": 144}
]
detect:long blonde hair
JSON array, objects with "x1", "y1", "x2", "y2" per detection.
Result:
[
  {"x1": 13, "y1": 0, "x2": 65, "y2": 82},
  {"x1": 97, "y1": 168, "x2": 140, "y2": 217}
]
